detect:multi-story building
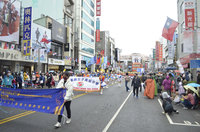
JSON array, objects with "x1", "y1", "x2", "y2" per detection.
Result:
[
  {"x1": 95, "y1": 31, "x2": 117, "y2": 71},
  {"x1": 120, "y1": 53, "x2": 148, "y2": 73},
  {"x1": 74, "y1": 0, "x2": 96, "y2": 72},
  {"x1": 177, "y1": 0, "x2": 200, "y2": 69},
  {"x1": 0, "y1": 0, "x2": 75, "y2": 73}
]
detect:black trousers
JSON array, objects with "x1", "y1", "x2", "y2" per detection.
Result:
[
  {"x1": 133, "y1": 87, "x2": 139, "y2": 97},
  {"x1": 57, "y1": 101, "x2": 71, "y2": 123}
]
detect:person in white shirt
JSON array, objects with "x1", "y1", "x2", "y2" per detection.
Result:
[{"x1": 54, "y1": 72, "x2": 74, "y2": 128}]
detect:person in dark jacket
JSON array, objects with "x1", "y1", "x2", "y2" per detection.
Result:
[
  {"x1": 131, "y1": 73, "x2": 141, "y2": 98},
  {"x1": 46, "y1": 73, "x2": 52, "y2": 88},
  {"x1": 197, "y1": 72, "x2": 200, "y2": 84},
  {"x1": 160, "y1": 92, "x2": 179, "y2": 114},
  {"x1": 39, "y1": 73, "x2": 45, "y2": 88},
  {"x1": 16, "y1": 73, "x2": 22, "y2": 89}
]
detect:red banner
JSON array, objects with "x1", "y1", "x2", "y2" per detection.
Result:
[
  {"x1": 96, "y1": 0, "x2": 101, "y2": 16},
  {"x1": 96, "y1": 30, "x2": 100, "y2": 42},
  {"x1": 185, "y1": 9, "x2": 195, "y2": 30}
]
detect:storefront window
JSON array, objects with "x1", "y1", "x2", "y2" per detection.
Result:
[{"x1": 51, "y1": 43, "x2": 62, "y2": 59}]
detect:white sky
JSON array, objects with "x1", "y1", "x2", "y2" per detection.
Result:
[{"x1": 101, "y1": 0, "x2": 177, "y2": 56}]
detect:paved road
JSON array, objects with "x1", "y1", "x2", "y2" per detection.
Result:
[{"x1": 0, "y1": 81, "x2": 200, "y2": 132}]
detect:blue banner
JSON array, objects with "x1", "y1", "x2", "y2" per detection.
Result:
[
  {"x1": 23, "y1": 7, "x2": 32, "y2": 56},
  {"x1": 190, "y1": 60, "x2": 200, "y2": 69},
  {"x1": 0, "y1": 87, "x2": 66, "y2": 115}
]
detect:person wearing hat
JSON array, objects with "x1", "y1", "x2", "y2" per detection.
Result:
[
  {"x1": 1, "y1": 71, "x2": 13, "y2": 88},
  {"x1": 54, "y1": 72, "x2": 74, "y2": 128}
]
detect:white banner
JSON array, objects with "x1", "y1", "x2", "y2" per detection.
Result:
[
  {"x1": 182, "y1": 31, "x2": 193, "y2": 53},
  {"x1": 70, "y1": 77, "x2": 100, "y2": 92},
  {"x1": 176, "y1": 60, "x2": 184, "y2": 74},
  {"x1": 167, "y1": 41, "x2": 175, "y2": 59}
]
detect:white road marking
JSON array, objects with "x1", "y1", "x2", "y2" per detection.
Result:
[
  {"x1": 184, "y1": 121, "x2": 192, "y2": 125},
  {"x1": 195, "y1": 122, "x2": 199, "y2": 125},
  {"x1": 102, "y1": 90, "x2": 133, "y2": 132},
  {"x1": 158, "y1": 99, "x2": 173, "y2": 124},
  {"x1": 157, "y1": 99, "x2": 200, "y2": 127}
]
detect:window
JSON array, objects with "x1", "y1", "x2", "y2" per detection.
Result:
[
  {"x1": 51, "y1": 43, "x2": 62, "y2": 59},
  {"x1": 81, "y1": 22, "x2": 94, "y2": 36},
  {"x1": 82, "y1": 0, "x2": 94, "y2": 17},
  {"x1": 81, "y1": 33, "x2": 94, "y2": 44},
  {"x1": 181, "y1": 43, "x2": 184, "y2": 52},
  {"x1": 81, "y1": 11, "x2": 94, "y2": 27},
  {"x1": 86, "y1": 0, "x2": 94, "y2": 9},
  {"x1": 81, "y1": 44, "x2": 94, "y2": 54}
]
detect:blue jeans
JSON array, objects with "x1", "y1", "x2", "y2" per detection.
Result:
[
  {"x1": 125, "y1": 81, "x2": 130, "y2": 92},
  {"x1": 183, "y1": 99, "x2": 193, "y2": 109}
]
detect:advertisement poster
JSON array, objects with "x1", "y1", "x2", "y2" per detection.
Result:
[
  {"x1": 31, "y1": 23, "x2": 51, "y2": 50},
  {"x1": 0, "y1": 0, "x2": 20, "y2": 43}
]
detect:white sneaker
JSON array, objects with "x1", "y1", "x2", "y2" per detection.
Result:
[
  {"x1": 183, "y1": 107, "x2": 188, "y2": 110},
  {"x1": 54, "y1": 122, "x2": 61, "y2": 128},
  {"x1": 66, "y1": 118, "x2": 71, "y2": 124}
]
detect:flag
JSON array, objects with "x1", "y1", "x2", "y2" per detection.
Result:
[
  {"x1": 100, "y1": 50, "x2": 104, "y2": 56},
  {"x1": 162, "y1": 17, "x2": 179, "y2": 41},
  {"x1": 101, "y1": 56, "x2": 104, "y2": 64},
  {"x1": 96, "y1": 57, "x2": 100, "y2": 65},
  {"x1": 10, "y1": 44, "x2": 15, "y2": 50},
  {"x1": 4, "y1": 42, "x2": 8, "y2": 49}
]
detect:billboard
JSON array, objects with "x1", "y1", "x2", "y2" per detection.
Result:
[
  {"x1": 132, "y1": 56, "x2": 141, "y2": 63},
  {"x1": 185, "y1": 0, "x2": 195, "y2": 30},
  {"x1": 96, "y1": 0, "x2": 101, "y2": 16},
  {"x1": 52, "y1": 20, "x2": 66, "y2": 43},
  {"x1": 96, "y1": 30, "x2": 100, "y2": 42},
  {"x1": 31, "y1": 23, "x2": 51, "y2": 50},
  {"x1": 0, "y1": 0, "x2": 20, "y2": 44}
]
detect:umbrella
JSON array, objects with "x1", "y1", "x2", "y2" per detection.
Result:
[
  {"x1": 184, "y1": 85, "x2": 199, "y2": 97},
  {"x1": 169, "y1": 72, "x2": 175, "y2": 77},
  {"x1": 187, "y1": 83, "x2": 200, "y2": 87}
]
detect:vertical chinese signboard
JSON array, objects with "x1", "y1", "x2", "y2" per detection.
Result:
[
  {"x1": 96, "y1": 18, "x2": 100, "y2": 42},
  {"x1": 23, "y1": 7, "x2": 32, "y2": 56},
  {"x1": 185, "y1": 0, "x2": 195, "y2": 30},
  {"x1": 96, "y1": 0, "x2": 101, "y2": 16}
]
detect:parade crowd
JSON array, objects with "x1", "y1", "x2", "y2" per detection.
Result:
[{"x1": 0, "y1": 69, "x2": 200, "y2": 127}]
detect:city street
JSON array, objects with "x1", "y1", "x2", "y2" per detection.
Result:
[{"x1": 0, "y1": 82, "x2": 200, "y2": 132}]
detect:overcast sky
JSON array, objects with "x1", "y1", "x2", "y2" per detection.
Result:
[{"x1": 101, "y1": 0, "x2": 177, "y2": 56}]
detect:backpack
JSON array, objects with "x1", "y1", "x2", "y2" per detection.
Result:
[{"x1": 163, "y1": 99, "x2": 173, "y2": 113}]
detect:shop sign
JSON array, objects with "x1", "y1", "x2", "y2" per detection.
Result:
[
  {"x1": 48, "y1": 58, "x2": 64, "y2": 65},
  {"x1": 52, "y1": 20, "x2": 66, "y2": 43},
  {"x1": 0, "y1": 50, "x2": 19, "y2": 60}
]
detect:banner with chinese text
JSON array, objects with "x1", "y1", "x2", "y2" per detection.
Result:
[
  {"x1": 23, "y1": 7, "x2": 32, "y2": 56},
  {"x1": 70, "y1": 77, "x2": 100, "y2": 92},
  {"x1": 0, "y1": 87, "x2": 65, "y2": 115}
]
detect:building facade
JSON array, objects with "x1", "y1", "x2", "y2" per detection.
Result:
[{"x1": 74, "y1": 0, "x2": 96, "y2": 72}]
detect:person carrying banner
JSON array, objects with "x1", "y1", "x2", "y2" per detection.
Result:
[{"x1": 54, "y1": 72, "x2": 74, "y2": 128}]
